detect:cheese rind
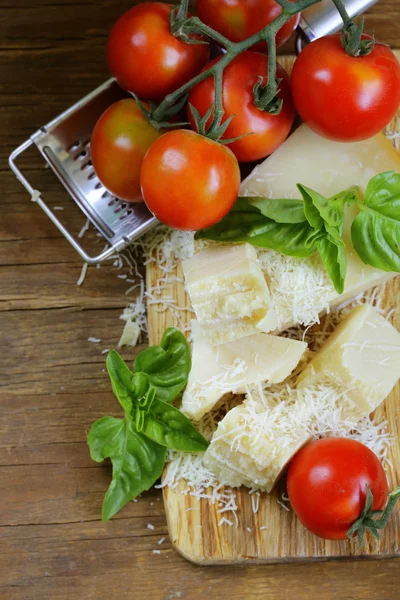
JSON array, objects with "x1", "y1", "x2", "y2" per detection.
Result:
[
  {"x1": 182, "y1": 244, "x2": 277, "y2": 345},
  {"x1": 297, "y1": 304, "x2": 400, "y2": 418},
  {"x1": 240, "y1": 124, "x2": 399, "y2": 329},
  {"x1": 182, "y1": 321, "x2": 307, "y2": 421}
]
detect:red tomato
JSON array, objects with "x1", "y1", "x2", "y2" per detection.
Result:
[
  {"x1": 291, "y1": 34, "x2": 400, "y2": 142},
  {"x1": 107, "y1": 3, "x2": 209, "y2": 101},
  {"x1": 188, "y1": 52, "x2": 294, "y2": 162},
  {"x1": 140, "y1": 130, "x2": 240, "y2": 230},
  {"x1": 287, "y1": 438, "x2": 388, "y2": 540},
  {"x1": 90, "y1": 99, "x2": 160, "y2": 202},
  {"x1": 197, "y1": 0, "x2": 300, "y2": 49}
]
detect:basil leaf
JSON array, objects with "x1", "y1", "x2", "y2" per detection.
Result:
[
  {"x1": 88, "y1": 416, "x2": 166, "y2": 521},
  {"x1": 239, "y1": 197, "x2": 306, "y2": 223},
  {"x1": 137, "y1": 397, "x2": 209, "y2": 452},
  {"x1": 298, "y1": 184, "x2": 357, "y2": 232},
  {"x1": 131, "y1": 371, "x2": 150, "y2": 400},
  {"x1": 106, "y1": 351, "x2": 134, "y2": 412},
  {"x1": 363, "y1": 171, "x2": 400, "y2": 218},
  {"x1": 134, "y1": 328, "x2": 191, "y2": 404},
  {"x1": 243, "y1": 221, "x2": 320, "y2": 257},
  {"x1": 316, "y1": 235, "x2": 347, "y2": 294},
  {"x1": 197, "y1": 211, "x2": 317, "y2": 258},
  {"x1": 297, "y1": 184, "x2": 326, "y2": 230},
  {"x1": 351, "y1": 213, "x2": 400, "y2": 271},
  {"x1": 351, "y1": 172, "x2": 400, "y2": 272},
  {"x1": 230, "y1": 197, "x2": 262, "y2": 213}
]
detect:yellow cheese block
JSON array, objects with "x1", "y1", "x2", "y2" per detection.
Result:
[
  {"x1": 182, "y1": 320, "x2": 307, "y2": 421},
  {"x1": 298, "y1": 304, "x2": 400, "y2": 418},
  {"x1": 182, "y1": 244, "x2": 277, "y2": 345}
]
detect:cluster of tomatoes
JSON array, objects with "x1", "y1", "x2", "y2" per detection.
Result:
[{"x1": 91, "y1": 0, "x2": 400, "y2": 231}]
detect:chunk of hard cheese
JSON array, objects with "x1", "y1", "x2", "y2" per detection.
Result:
[
  {"x1": 240, "y1": 125, "x2": 400, "y2": 328},
  {"x1": 298, "y1": 304, "x2": 400, "y2": 418},
  {"x1": 182, "y1": 320, "x2": 307, "y2": 421},
  {"x1": 203, "y1": 392, "x2": 310, "y2": 492},
  {"x1": 182, "y1": 244, "x2": 277, "y2": 345}
]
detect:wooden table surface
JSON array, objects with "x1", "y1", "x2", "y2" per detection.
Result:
[{"x1": 1, "y1": 1, "x2": 400, "y2": 598}]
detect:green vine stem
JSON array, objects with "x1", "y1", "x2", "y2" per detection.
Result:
[{"x1": 150, "y1": 0, "x2": 372, "y2": 134}]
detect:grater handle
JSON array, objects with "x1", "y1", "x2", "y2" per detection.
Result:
[
  {"x1": 296, "y1": 0, "x2": 379, "y2": 53},
  {"x1": 9, "y1": 139, "x2": 119, "y2": 265}
]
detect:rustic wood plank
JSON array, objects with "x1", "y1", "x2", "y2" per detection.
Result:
[{"x1": 2, "y1": 1, "x2": 400, "y2": 598}]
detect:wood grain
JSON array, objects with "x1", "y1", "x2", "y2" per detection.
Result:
[
  {"x1": 2, "y1": 1, "x2": 400, "y2": 599},
  {"x1": 147, "y1": 55, "x2": 400, "y2": 565}
]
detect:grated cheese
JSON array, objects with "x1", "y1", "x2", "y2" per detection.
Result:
[
  {"x1": 88, "y1": 336, "x2": 101, "y2": 343},
  {"x1": 77, "y1": 218, "x2": 90, "y2": 239},
  {"x1": 77, "y1": 262, "x2": 88, "y2": 286},
  {"x1": 256, "y1": 250, "x2": 334, "y2": 329}
]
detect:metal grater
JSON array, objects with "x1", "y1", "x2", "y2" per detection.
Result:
[
  {"x1": 9, "y1": 0, "x2": 377, "y2": 264},
  {"x1": 9, "y1": 78, "x2": 156, "y2": 264}
]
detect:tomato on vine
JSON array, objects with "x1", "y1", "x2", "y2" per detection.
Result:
[
  {"x1": 188, "y1": 52, "x2": 294, "y2": 162},
  {"x1": 107, "y1": 3, "x2": 209, "y2": 101},
  {"x1": 291, "y1": 34, "x2": 400, "y2": 142},
  {"x1": 197, "y1": 0, "x2": 300, "y2": 49},
  {"x1": 91, "y1": 99, "x2": 160, "y2": 202},
  {"x1": 140, "y1": 130, "x2": 240, "y2": 230}
]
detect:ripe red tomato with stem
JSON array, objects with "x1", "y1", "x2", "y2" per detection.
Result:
[
  {"x1": 140, "y1": 130, "x2": 240, "y2": 230},
  {"x1": 90, "y1": 99, "x2": 160, "y2": 202},
  {"x1": 291, "y1": 34, "x2": 400, "y2": 142},
  {"x1": 188, "y1": 52, "x2": 295, "y2": 162},
  {"x1": 287, "y1": 438, "x2": 389, "y2": 541},
  {"x1": 197, "y1": 0, "x2": 300, "y2": 50},
  {"x1": 107, "y1": 3, "x2": 209, "y2": 101}
]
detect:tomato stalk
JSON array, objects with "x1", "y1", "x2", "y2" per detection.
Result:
[
  {"x1": 347, "y1": 485, "x2": 400, "y2": 546},
  {"x1": 149, "y1": 0, "x2": 373, "y2": 137},
  {"x1": 331, "y1": 0, "x2": 375, "y2": 57},
  {"x1": 151, "y1": 0, "x2": 321, "y2": 132}
]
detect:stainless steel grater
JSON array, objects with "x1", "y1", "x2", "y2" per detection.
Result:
[
  {"x1": 9, "y1": 78, "x2": 156, "y2": 264},
  {"x1": 9, "y1": 0, "x2": 378, "y2": 264}
]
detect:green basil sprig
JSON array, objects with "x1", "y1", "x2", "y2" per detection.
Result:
[
  {"x1": 88, "y1": 328, "x2": 208, "y2": 521},
  {"x1": 197, "y1": 172, "x2": 399, "y2": 295},
  {"x1": 351, "y1": 171, "x2": 400, "y2": 272}
]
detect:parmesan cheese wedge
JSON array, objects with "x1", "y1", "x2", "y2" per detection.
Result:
[
  {"x1": 240, "y1": 124, "x2": 400, "y2": 329},
  {"x1": 182, "y1": 244, "x2": 277, "y2": 345},
  {"x1": 182, "y1": 320, "x2": 307, "y2": 421},
  {"x1": 297, "y1": 304, "x2": 400, "y2": 418}
]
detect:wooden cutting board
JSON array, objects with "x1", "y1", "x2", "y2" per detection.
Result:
[{"x1": 147, "y1": 54, "x2": 400, "y2": 565}]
